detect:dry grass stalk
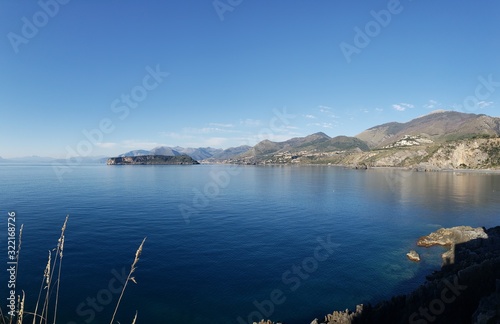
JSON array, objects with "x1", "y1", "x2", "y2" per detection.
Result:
[
  {"x1": 32, "y1": 251, "x2": 49, "y2": 324},
  {"x1": 0, "y1": 216, "x2": 145, "y2": 324},
  {"x1": 52, "y1": 215, "x2": 68, "y2": 324},
  {"x1": 39, "y1": 251, "x2": 52, "y2": 324},
  {"x1": 109, "y1": 237, "x2": 146, "y2": 324},
  {"x1": 16, "y1": 292, "x2": 25, "y2": 324},
  {"x1": 15, "y1": 225, "x2": 24, "y2": 288},
  {"x1": 0, "y1": 308, "x2": 6, "y2": 324},
  {"x1": 38, "y1": 215, "x2": 69, "y2": 324}
]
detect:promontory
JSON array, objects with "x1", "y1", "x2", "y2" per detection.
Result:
[{"x1": 107, "y1": 155, "x2": 199, "y2": 165}]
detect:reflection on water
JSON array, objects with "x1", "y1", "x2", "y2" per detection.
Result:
[
  {"x1": 366, "y1": 168, "x2": 500, "y2": 227},
  {"x1": 367, "y1": 169, "x2": 498, "y2": 204}
]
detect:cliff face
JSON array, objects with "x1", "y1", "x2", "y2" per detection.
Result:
[
  {"x1": 107, "y1": 155, "x2": 199, "y2": 165},
  {"x1": 230, "y1": 136, "x2": 500, "y2": 170},
  {"x1": 426, "y1": 138, "x2": 500, "y2": 169},
  {"x1": 333, "y1": 138, "x2": 500, "y2": 170}
]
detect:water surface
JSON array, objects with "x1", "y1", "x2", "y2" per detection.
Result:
[{"x1": 0, "y1": 164, "x2": 499, "y2": 323}]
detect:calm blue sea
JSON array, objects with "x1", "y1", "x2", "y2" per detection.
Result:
[{"x1": 1, "y1": 164, "x2": 499, "y2": 324}]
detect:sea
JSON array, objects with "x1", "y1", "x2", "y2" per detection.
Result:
[{"x1": 0, "y1": 164, "x2": 499, "y2": 324}]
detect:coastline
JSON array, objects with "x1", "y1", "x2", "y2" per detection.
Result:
[
  {"x1": 258, "y1": 226, "x2": 500, "y2": 324},
  {"x1": 315, "y1": 226, "x2": 500, "y2": 323},
  {"x1": 311, "y1": 226, "x2": 500, "y2": 324},
  {"x1": 210, "y1": 162, "x2": 500, "y2": 174}
]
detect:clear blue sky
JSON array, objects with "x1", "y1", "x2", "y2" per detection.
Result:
[{"x1": 1, "y1": 0, "x2": 499, "y2": 158}]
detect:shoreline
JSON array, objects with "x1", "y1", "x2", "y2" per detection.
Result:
[
  {"x1": 257, "y1": 225, "x2": 500, "y2": 324},
  {"x1": 3, "y1": 161, "x2": 500, "y2": 174},
  {"x1": 312, "y1": 225, "x2": 500, "y2": 323},
  {"x1": 206, "y1": 162, "x2": 500, "y2": 174}
]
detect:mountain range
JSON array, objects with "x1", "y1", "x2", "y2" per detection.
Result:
[
  {"x1": 119, "y1": 145, "x2": 252, "y2": 161},
  {"x1": 2, "y1": 111, "x2": 499, "y2": 168},
  {"x1": 223, "y1": 111, "x2": 500, "y2": 168},
  {"x1": 357, "y1": 110, "x2": 500, "y2": 148},
  {"x1": 111, "y1": 111, "x2": 500, "y2": 169}
]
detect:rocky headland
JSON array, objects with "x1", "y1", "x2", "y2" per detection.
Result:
[{"x1": 106, "y1": 155, "x2": 199, "y2": 165}]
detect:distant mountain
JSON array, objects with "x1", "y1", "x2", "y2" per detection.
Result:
[
  {"x1": 173, "y1": 147, "x2": 223, "y2": 161},
  {"x1": 356, "y1": 111, "x2": 500, "y2": 148},
  {"x1": 211, "y1": 145, "x2": 252, "y2": 159},
  {"x1": 233, "y1": 133, "x2": 369, "y2": 164},
  {"x1": 247, "y1": 132, "x2": 368, "y2": 156},
  {"x1": 150, "y1": 146, "x2": 182, "y2": 156},
  {"x1": 119, "y1": 150, "x2": 152, "y2": 157},
  {"x1": 114, "y1": 145, "x2": 251, "y2": 161},
  {"x1": 244, "y1": 132, "x2": 330, "y2": 157}
]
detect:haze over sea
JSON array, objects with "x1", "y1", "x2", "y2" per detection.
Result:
[{"x1": 1, "y1": 164, "x2": 499, "y2": 323}]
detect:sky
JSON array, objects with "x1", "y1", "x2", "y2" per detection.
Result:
[{"x1": 1, "y1": 0, "x2": 499, "y2": 158}]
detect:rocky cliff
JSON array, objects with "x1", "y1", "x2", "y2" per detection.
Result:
[{"x1": 321, "y1": 137, "x2": 500, "y2": 170}]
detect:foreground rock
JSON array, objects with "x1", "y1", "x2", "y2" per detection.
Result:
[
  {"x1": 417, "y1": 226, "x2": 489, "y2": 265},
  {"x1": 318, "y1": 304, "x2": 365, "y2": 323},
  {"x1": 417, "y1": 226, "x2": 488, "y2": 247},
  {"x1": 472, "y1": 279, "x2": 500, "y2": 323},
  {"x1": 311, "y1": 226, "x2": 500, "y2": 324}
]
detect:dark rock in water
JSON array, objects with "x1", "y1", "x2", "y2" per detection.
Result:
[
  {"x1": 413, "y1": 163, "x2": 443, "y2": 172},
  {"x1": 107, "y1": 155, "x2": 199, "y2": 165},
  {"x1": 353, "y1": 163, "x2": 368, "y2": 170},
  {"x1": 311, "y1": 226, "x2": 500, "y2": 324}
]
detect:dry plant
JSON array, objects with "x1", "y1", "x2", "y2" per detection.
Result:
[
  {"x1": 1, "y1": 216, "x2": 145, "y2": 324},
  {"x1": 109, "y1": 238, "x2": 147, "y2": 324}
]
